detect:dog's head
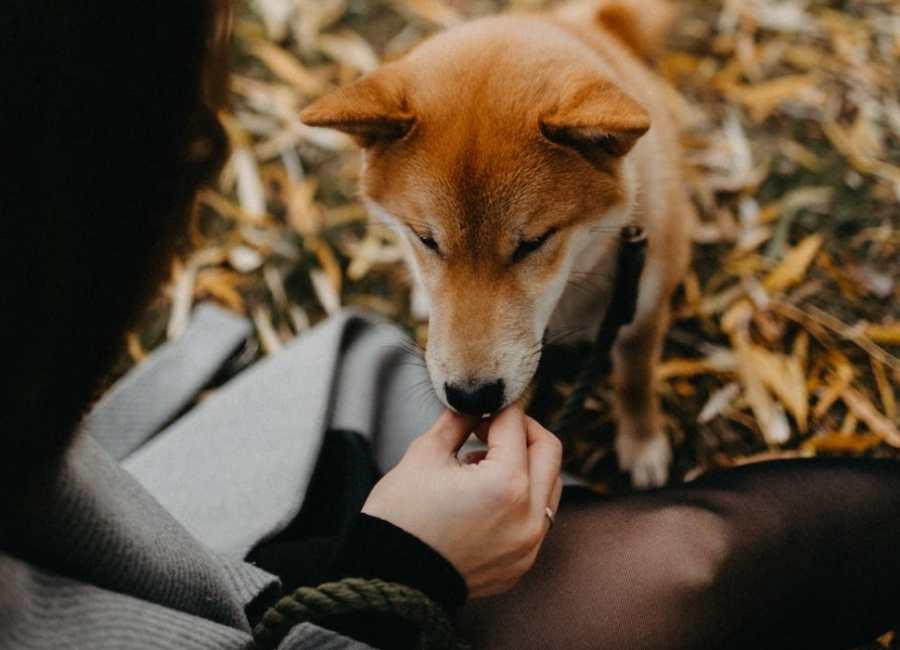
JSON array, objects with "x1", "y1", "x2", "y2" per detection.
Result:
[{"x1": 301, "y1": 17, "x2": 649, "y2": 415}]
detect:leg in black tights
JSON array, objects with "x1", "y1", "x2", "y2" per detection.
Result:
[{"x1": 459, "y1": 458, "x2": 900, "y2": 650}]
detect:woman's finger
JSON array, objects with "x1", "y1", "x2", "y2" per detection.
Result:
[
  {"x1": 548, "y1": 475, "x2": 563, "y2": 516},
  {"x1": 484, "y1": 403, "x2": 529, "y2": 470},
  {"x1": 525, "y1": 417, "x2": 563, "y2": 513},
  {"x1": 425, "y1": 410, "x2": 478, "y2": 456}
]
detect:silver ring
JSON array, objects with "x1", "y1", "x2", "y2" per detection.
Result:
[{"x1": 544, "y1": 506, "x2": 555, "y2": 528}]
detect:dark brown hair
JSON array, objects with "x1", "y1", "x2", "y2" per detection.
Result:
[{"x1": 1, "y1": 1, "x2": 232, "y2": 480}]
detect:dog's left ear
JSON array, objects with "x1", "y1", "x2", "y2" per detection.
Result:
[
  {"x1": 300, "y1": 70, "x2": 414, "y2": 148},
  {"x1": 540, "y1": 81, "x2": 650, "y2": 161}
]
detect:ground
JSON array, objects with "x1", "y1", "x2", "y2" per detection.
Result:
[{"x1": 129, "y1": 1, "x2": 898, "y2": 646}]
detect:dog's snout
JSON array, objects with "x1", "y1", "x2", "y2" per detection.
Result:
[{"x1": 444, "y1": 379, "x2": 505, "y2": 416}]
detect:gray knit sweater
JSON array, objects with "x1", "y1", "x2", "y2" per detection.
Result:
[{"x1": 0, "y1": 306, "x2": 444, "y2": 649}]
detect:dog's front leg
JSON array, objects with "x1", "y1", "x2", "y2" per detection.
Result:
[{"x1": 612, "y1": 304, "x2": 671, "y2": 488}]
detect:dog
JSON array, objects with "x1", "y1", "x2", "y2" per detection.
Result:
[{"x1": 300, "y1": 0, "x2": 693, "y2": 487}]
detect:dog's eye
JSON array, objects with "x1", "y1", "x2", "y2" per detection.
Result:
[
  {"x1": 512, "y1": 228, "x2": 556, "y2": 263},
  {"x1": 415, "y1": 232, "x2": 440, "y2": 253}
]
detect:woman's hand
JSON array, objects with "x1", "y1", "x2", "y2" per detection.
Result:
[{"x1": 362, "y1": 404, "x2": 563, "y2": 598}]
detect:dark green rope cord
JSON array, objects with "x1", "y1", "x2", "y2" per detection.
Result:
[
  {"x1": 552, "y1": 225, "x2": 648, "y2": 439},
  {"x1": 251, "y1": 577, "x2": 469, "y2": 650}
]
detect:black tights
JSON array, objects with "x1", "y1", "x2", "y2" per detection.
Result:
[
  {"x1": 459, "y1": 458, "x2": 900, "y2": 649},
  {"x1": 251, "y1": 437, "x2": 900, "y2": 648}
]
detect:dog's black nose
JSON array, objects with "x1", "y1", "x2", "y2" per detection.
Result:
[{"x1": 444, "y1": 379, "x2": 505, "y2": 416}]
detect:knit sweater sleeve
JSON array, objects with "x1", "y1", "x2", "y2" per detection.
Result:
[
  {"x1": 328, "y1": 513, "x2": 467, "y2": 612},
  {"x1": 249, "y1": 513, "x2": 467, "y2": 649}
]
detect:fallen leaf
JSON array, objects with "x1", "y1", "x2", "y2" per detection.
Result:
[
  {"x1": 305, "y1": 236, "x2": 343, "y2": 298},
  {"x1": 657, "y1": 349, "x2": 738, "y2": 381},
  {"x1": 228, "y1": 245, "x2": 264, "y2": 273},
  {"x1": 196, "y1": 268, "x2": 245, "y2": 312},
  {"x1": 726, "y1": 74, "x2": 821, "y2": 123},
  {"x1": 388, "y1": 0, "x2": 463, "y2": 28},
  {"x1": 733, "y1": 332, "x2": 792, "y2": 445},
  {"x1": 758, "y1": 187, "x2": 833, "y2": 224},
  {"x1": 846, "y1": 265, "x2": 896, "y2": 299},
  {"x1": 839, "y1": 411, "x2": 859, "y2": 435},
  {"x1": 864, "y1": 322, "x2": 900, "y2": 345},
  {"x1": 698, "y1": 382, "x2": 741, "y2": 424},
  {"x1": 802, "y1": 432, "x2": 882, "y2": 454},
  {"x1": 233, "y1": 147, "x2": 268, "y2": 223},
  {"x1": 167, "y1": 262, "x2": 197, "y2": 340},
  {"x1": 721, "y1": 298, "x2": 754, "y2": 334},
  {"x1": 813, "y1": 352, "x2": 855, "y2": 418},
  {"x1": 126, "y1": 332, "x2": 146, "y2": 363},
  {"x1": 287, "y1": 178, "x2": 322, "y2": 236},
  {"x1": 763, "y1": 233, "x2": 824, "y2": 293},
  {"x1": 842, "y1": 388, "x2": 900, "y2": 448},
  {"x1": 871, "y1": 358, "x2": 896, "y2": 422},
  {"x1": 310, "y1": 269, "x2": 341, "y2": 315},
  {"x1": 252, "y1": 0, "x2": 294, "y2": 41},
  {"x1": 318, "y1": 29, "x2": 380, "y2": 74},
  {"x1": 746, "y1": 344, "x2": 809, "y2": 431},
  {"x1": 247, "y1": 40, "x2": 325, "y2": 96},
  {"x1": 252, "y1": 305, "x2": 284, "y2": 353}
]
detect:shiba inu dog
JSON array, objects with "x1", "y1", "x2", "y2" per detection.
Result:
[{"x1": 301, "y1": 0, "x2": 692, "y2": 487}]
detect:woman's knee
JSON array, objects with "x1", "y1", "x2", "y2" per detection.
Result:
[{"x1": 634, "y1": 504, "x2": 733, "y2": 599}]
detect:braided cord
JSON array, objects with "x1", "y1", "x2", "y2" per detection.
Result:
[{"x1": 251, "y1": 577, "x2": 468, "y2": 650}]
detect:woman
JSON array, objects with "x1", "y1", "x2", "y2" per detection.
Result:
[{"x1": 2, "y1": 2, "x2": 899, "y2": 649}]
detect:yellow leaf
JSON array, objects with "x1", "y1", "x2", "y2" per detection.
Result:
[
  {"x1": 721, "y1": 298, "x2": 754, "y2": 334},
  {"x1": 758, "y1": 187, "x2": 833, "y2": 225},
  {"x1": 733, "y1": 333, "x2": 791, "y2": 445},
  {"x1": 698, "y1": 382, "x2": 741, "y2": 424},
  {"x1": 659, "y1": 52, "x2": 702, "y2": 81},
  {"x1": 306, "y1": 237, "x2": 342, "y2": 297},
  {"x1": 792, "y1": 330, "x2": 810, "y2": 370},
  {"x1": 801, "y1": 432, "x2": 882, "y2": 454},
  {"x1": 318, "y1": 29, "x2": 380, "y2": 74},
  {"x1": 287, "y1": 178, "x2": 322, "y2": 236},
  {"x1": 657, "y1": 350, "x2": 737, "y2": 381},
  {"x1": 839, "y1": 411, "x2": 858, "y2": 435},
  {"x1": 247, "y1": 40, "x2": 325, "y2": 96},
  {"x1": 842, "y1": 388, "x2": 900, "y2": 448},
  {"x1": 233, "y1": 147, "x2": 268, "y2": 223},
  {"x1": 872, "y1": 358, "x2": 896, "y2": 421},
  {"x1": 168, "y1": 262, "x2": 197, "y2": 340},
  {"x1": 126, "y1": 332, "x2": 146, "y2": 363},
  {"x1": 813, "y1": 353, "x2": 855, "y2": 418},
  {"x1": 725, "y1": 74, "x2": 820, "y2": 123},
  {"x1": 388, "y1": 0, "x2": 462, "y2": 28},
  {"x1": 199, "y1": 190, "x2": 261, "y2": 224},
  {"x1": 778, "y1": 140, "x2": 821, "y2": 171},
  {"x1": 763, "y1": 234, "x2": 824, "y2": 293},
  {"x1": 252, "y1": 305, "x2": 283, "y2": 354},
  {"x1": 196, "y1": 268, "x2": 245, "y2": 312},
  {"x1": 310, "y1": 269, "x2": 340, "y2": 315},
  {"x1": 823, "y1": 120, "x2": 900, "y2": 186},
  {"x1": 747, "y1": 345, "x2": 809, "y2": 431},
  {"x1": 865, "y1": 322, "x2": 900, "y2": 345}
]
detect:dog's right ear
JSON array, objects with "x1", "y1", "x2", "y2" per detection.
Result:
[
  {"x1": 300, "y1": 71, "x2": 414, "y2": 148},
  {"x1": 540, "y1": 79, "x2": 650, "y2": 163}
]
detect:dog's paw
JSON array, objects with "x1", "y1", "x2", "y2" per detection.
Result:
[{"x1": 616, "y1": 430, "x2": 672, "y2": 489}]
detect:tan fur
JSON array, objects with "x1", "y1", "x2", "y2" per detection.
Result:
[{"x1": 301, "y1": 0, "x2": 692, "y2": 486}]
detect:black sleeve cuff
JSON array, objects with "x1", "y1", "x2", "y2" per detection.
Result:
[{"x1": 328, "y1": 513, "x2": 468, "y2": 613}]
